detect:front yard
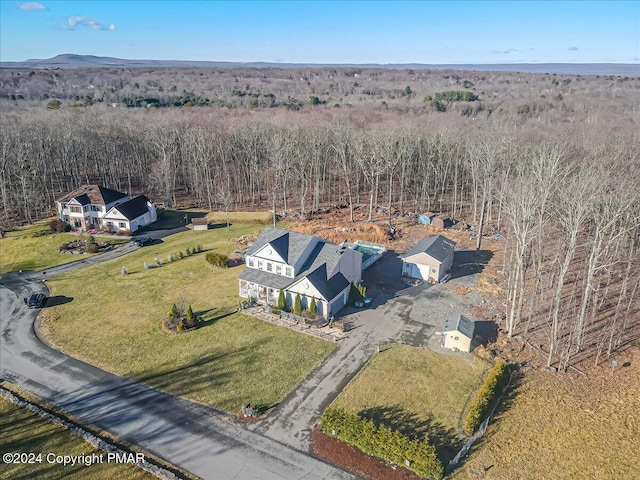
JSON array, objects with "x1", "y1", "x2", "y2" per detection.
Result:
[
  {"x1": 0, "y1": 217, "x2": 128, "y2": 274},
  {"x1": 41, "y1": 224, "x2": 335, "y2": 413},
  {"x1": 331, "y1": 344, "x2": 489, "y2": 463}
]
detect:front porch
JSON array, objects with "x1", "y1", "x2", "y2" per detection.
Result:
[{"x1": 239, "y1": 280, "x2": 279, "y2": 305}]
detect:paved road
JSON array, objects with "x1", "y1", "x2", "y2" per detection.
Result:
[{"x1": 0, "y1": 247, "x2": 353, "y2": 479}]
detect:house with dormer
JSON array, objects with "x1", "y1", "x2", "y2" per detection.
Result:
[
  {"x1": 55, "y1": 184, "x2": 157, "y2": 233},
  {"x1": 238, "y1": 227, "x2": 362, "y2": 319}
]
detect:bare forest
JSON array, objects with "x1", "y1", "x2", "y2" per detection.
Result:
[{"x1": 1, "y1": 65, "x2": 639, "y2": 370}]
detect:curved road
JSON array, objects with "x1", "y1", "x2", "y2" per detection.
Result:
[{"x1": 0, "y1": 245, "x2": 353, "y2": 480}]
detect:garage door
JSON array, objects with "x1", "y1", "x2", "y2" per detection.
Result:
[{"x1": 413, "y1": 263, "x2": 430, "y2": 280}]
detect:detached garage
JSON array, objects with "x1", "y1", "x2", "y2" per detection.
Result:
[{"x1": 402, "y1": 235, "x2": 456, "y2": 283}]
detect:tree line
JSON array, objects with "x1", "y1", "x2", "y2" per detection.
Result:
[{"x1": 1, "y1": 106, "x2": 638, "y2": 368}]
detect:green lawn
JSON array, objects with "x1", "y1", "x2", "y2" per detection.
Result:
[
  {"x1": 0, "y1": 397, "x2": 152, "y2": 480},
  {"x1": 0, "y1": 218, "x2": 128, "y2": 274},
  {"x1": 332, "y1": 344, "x2": 488, "y2": 462},
  {"x1": 42, "y1": 224, "x2": 335, "y2": 412}
]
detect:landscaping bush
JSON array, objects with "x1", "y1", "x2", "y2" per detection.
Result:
[
  {"x1": 319, "y1": 407, "x2": 443, "y2": 479},
  {"x1": 463, "y1": 358, "x2": 509, "y2": 436},
  {"x1": 205, "y1": 251, "x2": 228, "y2": 268},
  {"x1": 183, "y1": 305, "x2": 198, "y2": 328},
  {"x1": 293, "y1": 293, "x2": 302, "y2": 315},
  {"x1": 49, "y1": 219, "x2": 71, "y2": 233},
  {"x1": 115, "y1": 229, "x2": 132, "y2": 236},
  {"x1": 277, "y1": 289, "x2": 286, "y2": 310},
  {"x1": 309, "y1": 298, "x2": 317, "y2": 317},
  {"x1": 85, "y1": 242, "x2": 99, "y2": 253}
]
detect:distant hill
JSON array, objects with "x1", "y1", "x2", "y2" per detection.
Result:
[{"x1": 1, "y1": 54, "x2": 638, "y2": 76}]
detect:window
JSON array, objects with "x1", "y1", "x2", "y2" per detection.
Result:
[
  {"x1": 266, "y1": 262, "x2": 273, "y2": 272},
  {"x1": 257, "y1": 260, "x2": 263, "y2": 269},
  {"x1": 285, "y1": 267, "x2": 292, "y2": 277},
  {"x1": 70, "y1": 206, "x2": 82, "y2": 214},
  {"x1": 275, "y1": 264, "x2": 282, "y2": 275},
  {"x1": 119, "y1": 222, "x2": 126, "y2": 228},
  {"x1": 248, "y1": 258, "x2": 254, "y2": 267}
]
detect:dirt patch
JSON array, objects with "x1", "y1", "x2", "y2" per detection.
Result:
[{"x1": 312, "y1": 428, "x2": 423, "y2": 480}]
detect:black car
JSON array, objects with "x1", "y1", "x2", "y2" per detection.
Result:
[
  {"x1": 27, "y1": 293, "x2": 47, "y2": 308},
  {"x1": 132, "y1": 236, "x2": 152, "y2": 246}
]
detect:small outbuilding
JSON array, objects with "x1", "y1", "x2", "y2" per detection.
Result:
[
  {"x1": 192, "y1": 217, "x2": 209, "y2": 231},
  {"x1": 401, "y1": 235, "x2": 456, "y2": 283},
  {"x1": 441, "y1": 315, "x2": 476, "y2": 352}
]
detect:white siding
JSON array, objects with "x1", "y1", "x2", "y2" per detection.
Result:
[
  {"x1": 253, "y1": 244, "x2": 287, "y2": 263},
  {"x1": 287, "y1": 277, "x2": 324, "y2": 300},
  {"x1": 443, "y1": 331, "x2": 472, "y2": 352},
  {"x1": 335, "y1": 248, "x2": 362, "y2": 283}
]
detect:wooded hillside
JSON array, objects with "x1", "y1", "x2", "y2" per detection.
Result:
[{"x1": 1, "y1": 66, "x2": 638, "y2": 369}]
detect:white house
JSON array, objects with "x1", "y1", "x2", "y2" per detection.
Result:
[
  {"x1": 101, "y1": 195, "x2": 157, "y2": 233},
  {"x1": 238, "y1": 227, "x2": 363, "y2": 319},
  {"x1": 55, "y1": 184, "x2": 156, "y2": 233},
  {"x1": 441, "y1": 314, "x2": 477, "y2": 352},
  {"x1": 402, "y1": 235, "x2": 456, "y2": 283}
]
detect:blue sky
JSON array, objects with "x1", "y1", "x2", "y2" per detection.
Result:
[{"x1": 1, "y1": 1, "x2": 638, "y2": 63}]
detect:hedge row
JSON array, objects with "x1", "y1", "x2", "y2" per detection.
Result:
[
  {"x1": 319, "y1": 407, "x2": 443, "y2": 479},
  {"x1": 463, "y1": 358, "x2": 509, "y2": 436}
]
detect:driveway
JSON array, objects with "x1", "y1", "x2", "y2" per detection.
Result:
[
  {"x1": 250, "y1": 251, "x2": 485, "y2": 452},
  {"x1": 0, "y1": 251, "x2": 353, "y2": 479}
]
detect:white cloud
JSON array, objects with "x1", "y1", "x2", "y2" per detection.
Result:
[
  {"x1": 66, "y1": 16, "x2": 116, "y2": 31},
  {"x1": 18, "y1": 2, "x2": 45, "y2": 10}
]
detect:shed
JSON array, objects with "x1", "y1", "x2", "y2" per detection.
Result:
[
  {"x1": 442, "y1": 315, "x2": 476, "y2": 352},
  {"x1": 192, "y1": 218, "x2": 209, "y2": 231},
  {"x1": 431, "y1": 215, "x2": 453, "y2": 229},
  {"x1": 401, "y1": 235, "x2": 456, "y2": 282}
]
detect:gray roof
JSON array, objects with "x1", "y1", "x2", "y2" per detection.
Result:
[
  {"x1": 240, "y1": 227, "x2": 357, "y2": 302},
  {"x1": 247, "y1": 227, "x2": 317, "y2": 266},
  {"x1": 443, "y1": 314, "x2": 476, "y2": 338},
  {"x1": 108, "y1": 195, "x2": 151, "y2": 220},
  {"x1": 238, "y1": 267, "x2": 293, "y2": 290},
  {"x1": 303, "y1": 265, "x2": 350, "y2": 301},
  {"x1": 404, "y1": 235, "x2": 456, "y2": 262}
]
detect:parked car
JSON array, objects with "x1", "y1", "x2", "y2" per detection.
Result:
[
  {"x1": 132, "y1": 236, "x2": 152, "y2": 246},
  {"x1": 27, "y1": 293, "x2": 47, "y2": 308}
]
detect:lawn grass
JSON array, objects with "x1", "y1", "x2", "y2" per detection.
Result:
[
  {"x1": 331, "y1": 344, "x2": 489, "y2": 462},
  {"x1": 0, "y1": 397, "x2": 152, "y2": 480},
  {"x1": 206, "y1": 210, "x2": 273, "y2": 225},
  {"x1": 41, "y1": 223, "x2": 335, "y2": 413},
  {"x1": 0, "y1": 217, "x2": 128, "y2": 274},
  {"x1": 449, "y1": 357, "x2": 640, "y2": 480}
]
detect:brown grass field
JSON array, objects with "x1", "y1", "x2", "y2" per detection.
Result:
[
  {"x1": 450, "y1": 347, "x2": 640, "y2": 480},
  {"x1": 0, "y1": 397, "x2": 153, "y2": 480}
]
